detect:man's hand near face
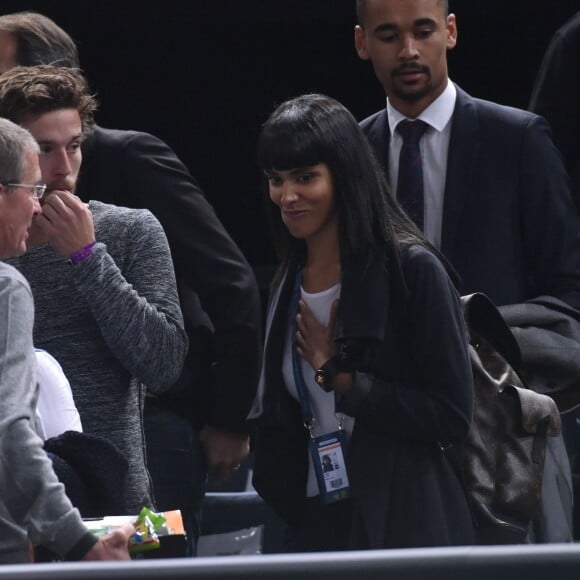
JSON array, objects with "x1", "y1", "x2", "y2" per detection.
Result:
[{"x1": 36, "y1": 190, "x2": 95, "y2": 259}]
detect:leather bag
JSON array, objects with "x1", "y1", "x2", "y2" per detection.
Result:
[{"x1": 461, "y1": 293, "x2": 561, "y2": 544}]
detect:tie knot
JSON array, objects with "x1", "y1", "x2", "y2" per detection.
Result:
[{"x1": 397, "y1": 119, "x2": 429, "y2": 144}]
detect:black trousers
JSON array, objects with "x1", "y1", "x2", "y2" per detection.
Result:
[{"x1": 285, "y1": 496, "x2": 354, "y2": 552}]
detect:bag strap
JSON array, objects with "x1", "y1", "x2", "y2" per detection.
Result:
[{"x1": 461, "y1": 292, "x2": 521, "y2": 371}]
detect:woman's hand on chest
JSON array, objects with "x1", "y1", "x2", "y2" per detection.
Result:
[{"x1": 295, "y1": 298, "x2": 339, "y2": 371}]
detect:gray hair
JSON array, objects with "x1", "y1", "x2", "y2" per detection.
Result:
[{"x1": 0, "y1": 117, "x2": 39, "y2": 184}]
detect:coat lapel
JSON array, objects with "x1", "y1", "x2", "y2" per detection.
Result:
[
  {"x1": 364, "y1": 109, "x2": 392, "y2": 187},
  {"x1": 248, "y1": 268, "x2": 294, "y2": 419},
  {"x1": 441, "y1": 86, "x2": 480, "y2": 258}
]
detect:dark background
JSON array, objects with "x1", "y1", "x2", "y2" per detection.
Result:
[{"x1": 1, "y1": 0, "x2": 578, "y2": 269}]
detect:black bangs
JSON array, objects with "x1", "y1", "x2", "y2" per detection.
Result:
[{"x1": 257, "y1": 108, "x2": 326, "y2": 171}]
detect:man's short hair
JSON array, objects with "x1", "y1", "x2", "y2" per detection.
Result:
[
  {"x1": 0, "y1": 65, "x2": 97, "y2": 133},
  {"x1": 0, "y1": 11, "x2": 79, "y2": 68},
  {"x1": 356, "y1": 0, "x2": 449, "y2": 25},
  {"x1": 0, "y1": 117, "x2": 39, "y2": 184}
]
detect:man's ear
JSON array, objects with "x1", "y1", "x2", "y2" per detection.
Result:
[
  {"x1": 354, "y1": 25, "x2": 370, "y2": 60},
  {"x1": 446, "y1": 14, "x2": 457, "y2": 50}
]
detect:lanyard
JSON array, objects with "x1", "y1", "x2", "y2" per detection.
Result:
[
  {"x1": 289, "y1": 268, "x2": 316, "y2": 432},
  {"x1": 289, "y1": 270, "x2": 352, "y2": 504}
]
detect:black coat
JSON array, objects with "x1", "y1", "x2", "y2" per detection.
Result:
[
  {"x1": 78, "y1": 125, "x2": 261, "y2": 430},
  {"x1": 361, "y1": 86, "x2": 580, "y2": 310},
  {"x1": 529, "y1": 11, "x2": 580, "y2": 210},
  {"x1": 253, "y1": 245, "x2": 475, "y2": 548}
]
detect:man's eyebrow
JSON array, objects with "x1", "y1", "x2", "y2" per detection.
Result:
[
  {"x1": 414, "y1": 17, "x2": 437, "y2": 27},
  {"x1": 36, "y1": 134, "x2": 83, "y2": 146},
  {"x1": 373, "y1": 22, "x2": 396, "y2": 34},
  {"x1": 373, "y1": 17, "x2": 437, "y2": 34}
]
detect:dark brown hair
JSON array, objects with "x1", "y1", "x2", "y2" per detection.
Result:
[{"x1": 0, "y1": 65, "x2": 97, "y2": 133}]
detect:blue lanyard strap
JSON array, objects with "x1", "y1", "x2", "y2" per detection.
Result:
[{"x1": 290, "y1": 268, "x2": 315, "y2": 430}]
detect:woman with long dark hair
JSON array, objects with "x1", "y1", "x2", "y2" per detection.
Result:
[{"x1": 251, "y1": 94, "x2": 474, "y2": 551}]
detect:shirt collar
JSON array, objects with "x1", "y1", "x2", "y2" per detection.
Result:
[{"x1": 387, "y1": 80, "x2": 457, "y2": 135}]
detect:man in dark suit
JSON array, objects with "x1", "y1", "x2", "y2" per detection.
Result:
[
  {"x1": 355, "y1": 0, "x2": 580, "y2": 541},
  {"x1": 0, "y1": 11, "x2": 261, "y2": 552},
  {"x1": 354, "y1": 0, "x2": 580, "y2": 311}
]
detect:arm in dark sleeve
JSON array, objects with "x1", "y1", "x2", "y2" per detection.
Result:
[
  {"x1": 118, "y1": 133, "x2": 261, "y2": 430},
  {"x1": 518, "y1": 115, "x2": 580, "y2": 308},
  {"x1": 337, "y1": 248, "x2": 474, "y2": 446},
  {"x1": 529, "y1": 14, "x2": 580, "y2": 173}
]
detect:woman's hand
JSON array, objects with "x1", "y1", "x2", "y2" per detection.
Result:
[{"x1": 296, "y1": 299, "x2": 339, "y2": 370}]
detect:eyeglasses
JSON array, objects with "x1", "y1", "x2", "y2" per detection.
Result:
[{"x1": 2, "y1": 183, "x2": 47, "y2": 199}]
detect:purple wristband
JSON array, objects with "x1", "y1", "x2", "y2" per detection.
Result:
[{"x1": 69, "y1": 241, "x2": 97, "y2": 265}]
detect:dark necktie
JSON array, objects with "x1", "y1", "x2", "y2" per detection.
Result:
[{"x1": 396, "y1": 119, "x2": 429, "y2": 230}]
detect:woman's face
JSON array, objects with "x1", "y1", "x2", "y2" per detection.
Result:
[{"x1": 266, "y1": 163, "x2": 338, "y2": 245}]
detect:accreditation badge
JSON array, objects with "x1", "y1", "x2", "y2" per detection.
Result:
[{"x1": 308, "y1": 430, "x2": 351, "y2": 504}]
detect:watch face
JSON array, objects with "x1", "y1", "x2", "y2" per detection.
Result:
[
  {"x1": 315, "y1": 369, "x2": 333, "y2": 391},
  {"x1": 314, "y1": 371, "x2": 327, "y2": 387}
]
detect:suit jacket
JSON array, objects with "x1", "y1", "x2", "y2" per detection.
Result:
[
  {"x1": 78, "y1": 125, "x2": 261, "y2": 431},
  {"x1": 252, "y1": 245, "x2": 475, "y2": 548},
  {"x1": 361, "y1": 85, "x2": 580, "y2": 310}
]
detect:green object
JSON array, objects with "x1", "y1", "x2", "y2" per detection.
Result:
[{"x1": 129, "y1": 507, "x2": 167, "y2": 554}]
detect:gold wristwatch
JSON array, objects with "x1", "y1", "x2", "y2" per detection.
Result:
[{"x1": 314, "y1": 357, "x2": 340, "y2": 392}]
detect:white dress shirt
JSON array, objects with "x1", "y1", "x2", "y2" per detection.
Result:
[{"x1": 387, "y1": 80, "x2": 457, "y2": 248}]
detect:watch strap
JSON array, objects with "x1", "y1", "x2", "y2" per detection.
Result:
[{"x1": 320, "y1": 356, "x2": 341, "y2": 377}]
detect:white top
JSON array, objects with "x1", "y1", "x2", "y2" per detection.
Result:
[
  {"x1": 282, "y1": 282, "x2": 355, "y2": 497},
  {"x1": 387, "y1": 80, "x2": 457, "y2": 249},
  {"x1": 35, "y1": 349, "x2": 83, "y2": 440}
]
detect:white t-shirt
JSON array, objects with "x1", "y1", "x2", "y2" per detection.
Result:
[
  {"x1": 282, "y1": 282, "x2": 355, "y2": 497},
  {"x1": 35, "y1": 349, "x2": 83, "y2": 440}
]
